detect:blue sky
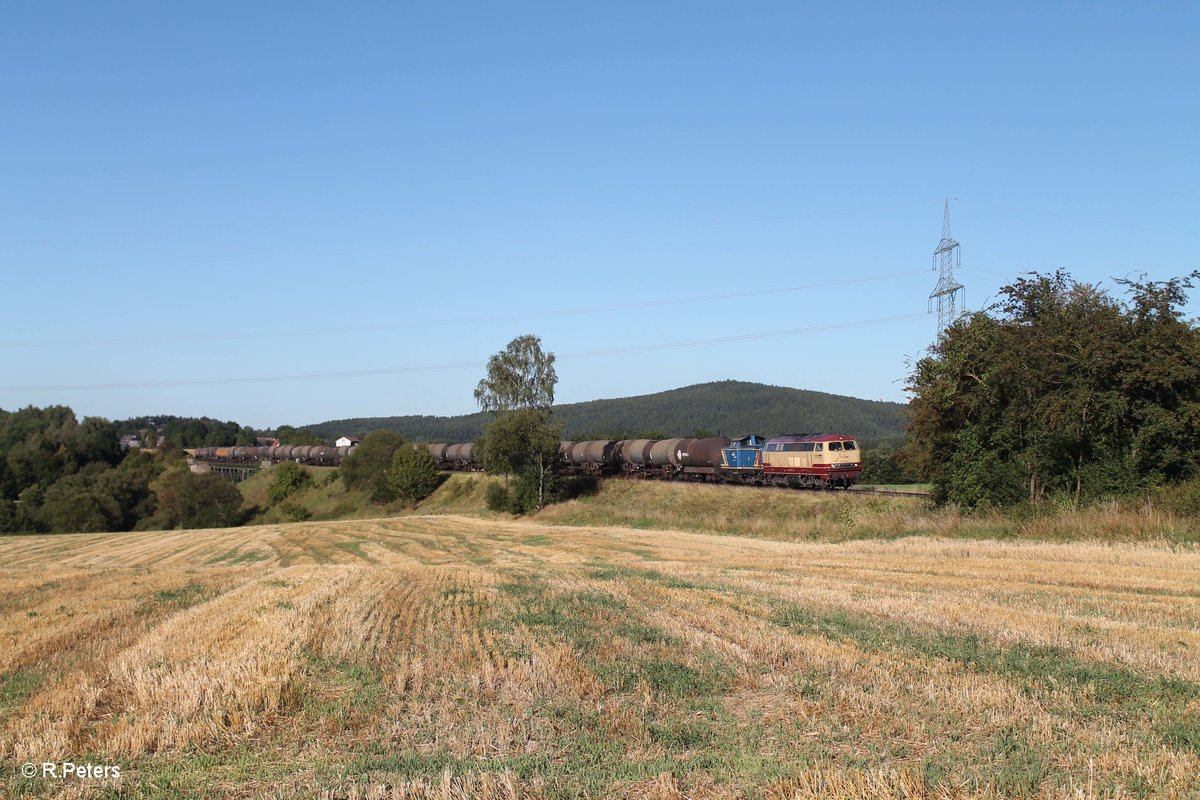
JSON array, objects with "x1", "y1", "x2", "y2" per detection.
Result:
[{"x1": 2, "y1": 1, "x2": 1197, "y2": 429}]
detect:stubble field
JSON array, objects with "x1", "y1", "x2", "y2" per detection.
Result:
[{"x1": 1, "y1": 511, "x2": 1198, "y2": 798}]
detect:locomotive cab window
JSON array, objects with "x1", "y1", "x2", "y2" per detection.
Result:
[
  {"x1": 828, "y1": 442, "x2": 842, "y2": 451},
  {"x1": 814, "y1": 443, "x2": 823, "y2": 452},
  {"x1": 843, "y1": 442, "x2": 856, "y2": 450}
]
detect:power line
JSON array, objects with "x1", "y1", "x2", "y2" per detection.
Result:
[
  {"x1": 957, "y1": 198, "x2": 1200, "y2": 239},
  {"x1": 0, "y1": 312, "x2": 929, "y2": 393},
  {"x1": 0, "y1": 269, "x2": 930, "y2": 349},
  {"x1": 959, "y1": 266, "x2": 1023, "y2": 280},
  {"x1": 562, "y1": 313, "x2": 930, "y2": 358},
  {"x1": 668, "y1": 198, "x2": 940, "y2": 230}
]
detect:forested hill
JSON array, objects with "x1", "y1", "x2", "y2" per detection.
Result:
[{"x1": 304, "y1": 381, "x2": 908, "y2": 445}]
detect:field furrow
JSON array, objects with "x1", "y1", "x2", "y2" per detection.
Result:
[{"x1": 1, "y1": 516, "x2": 1197, "y2": 798}]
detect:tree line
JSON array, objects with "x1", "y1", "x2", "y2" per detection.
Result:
[
  {"x1": 0, "y1": 406, "x2": 245, "y2": 533},
  {"x1": 904, "y1": 270, "x2": 1200, "y2": 508},
  {"x1": 0, "y1": 403, "x2": 453, "y2": 534},
  {"x1": 113, "y1": 416, "x2": 329, "y2": 449}
]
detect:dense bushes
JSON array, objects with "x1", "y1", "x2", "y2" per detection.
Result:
[
  {"x1": 387, "y1": 446, "x2": 439, "y2": 506},
  {"x1": 858, "y1": 439, "x2": 913, "y2": 485},
  {"x1": 0, "y1": 407, "x2": 168, "y2": 533},
  {"x1": 267, "y1": 461, "x2": 310, "y2": 505},
  {"x1": 477, "y1": 408, "x2": 565, "y2": 514},
  {"x1": 147, "y1": 470, "x2": 245, "y2": 529},
  {"x1": 1154, "y1": 478, "x2": 1200, "y2": 518},
  {"x1": 340, "y1": 431, "x2": 407, "y2": 502},
  {"x1": 485, "y1": 482, "x2": 511, "y2": 512},
  {"x1": 906, "y1": 271, "x2": 1200, "y2": 508},
  {"x1": 340, "y1": 432, "x2": 439, "y2": 506}
]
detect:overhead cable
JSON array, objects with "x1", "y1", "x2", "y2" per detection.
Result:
[
  {"x1": 0, "y1": 269, "x2": 930, "y2": 349},
  {"x1": 0, "y1": 312, "x2": 930, "y2": 392},
  {"x1": 957, "y1": 199, "x2": 1199, "y2": 239}
]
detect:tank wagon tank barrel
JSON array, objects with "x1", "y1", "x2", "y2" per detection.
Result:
[
  {"x1": 678, "y1": 437, "x2": 732, "y2": 468},
  {"x1": 624, "y1": 439, "x2": 654, "y2": 466}
]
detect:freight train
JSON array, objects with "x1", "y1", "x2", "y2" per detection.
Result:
[{"x1": 193, "y1": 432, "x2": 863, "y2": 489}]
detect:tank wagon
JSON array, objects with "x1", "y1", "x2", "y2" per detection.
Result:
[{"x1": 194, "y1": 432, "x2": 862, "y2": 489}]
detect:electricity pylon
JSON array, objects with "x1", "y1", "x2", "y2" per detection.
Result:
[{"x1": 928, "y1": 198, "x2": 965, "y2": 333}]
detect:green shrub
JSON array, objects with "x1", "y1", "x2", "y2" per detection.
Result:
[
  {"x1": 860, "y1": 439, "x2": 910, "y2": 485},
  {"x1": 277, "y1": 502, "x2": 311, "y2": 522},
  {"x1": 944, "y1": 428, "x2": 1025, "y2": 510},
  {"x1": 152, "y1": 470, "x2": 244, "y2": 529},
  {"x1": 267, "y1": 461, "x2": 310, "y2": 505},
  {"x1": 340, "y1": 432, "x2": 407, "y2": 497},
  {"x1": 485, "y1": 482, "x2": 511, "y2": 513},
  {"x1": 387, "y1": 447, "x2": 439, "y2": 506},
  {"x1": 1155, "y1": 478, "x2": 1200, "y2": 517},
  {"x1": 509, "y1": 469, "x2": 542, "y2": 514}
]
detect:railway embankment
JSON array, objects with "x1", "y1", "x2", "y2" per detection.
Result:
[
  {"x1": 238, "y1": 467, "x2": 509, "y2": 525},
  {"x1": 235, "y1": 465, "x2": 1199, "y2": 545},
  {"x1": 535, "y1": 479, "x2": 1200, "y2": 544}
]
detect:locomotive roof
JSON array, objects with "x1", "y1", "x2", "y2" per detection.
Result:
[{"x1": 767, "y1": 433, "x2": 856, "y2": 442}]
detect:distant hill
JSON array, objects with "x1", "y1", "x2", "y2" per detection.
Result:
[{"x1": 304, "y1": 381, "x2": 907, "y2": 446}]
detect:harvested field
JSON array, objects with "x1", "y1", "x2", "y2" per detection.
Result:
[{"x1": 1, "y1": 516, "x2": 1198, "y2": 798}]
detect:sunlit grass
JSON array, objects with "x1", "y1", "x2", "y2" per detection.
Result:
[{"x1": 535, "y1": 478, "x2": 1200, "y2": 544}]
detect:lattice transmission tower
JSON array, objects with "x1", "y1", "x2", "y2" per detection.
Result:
[{"x1": 928, "y1": 198, "x2": 965, "y2": 333}]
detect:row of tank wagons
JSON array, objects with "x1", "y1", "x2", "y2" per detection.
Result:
[
  {"x1": 192, "y1": 442, "x2": 476, "y2": 467},
  {"x1": 192, "y1": 444, "x2": 353, "y2": 464},
  {"x1": 420, "y1": 438, "x2": 739, "y2": 471},
  {"x1": 422, "y1": 433, "x2": 863, "y2": 488},
  {"x1": 194, "y1": 433, "x2": 863, "y2": 488}
]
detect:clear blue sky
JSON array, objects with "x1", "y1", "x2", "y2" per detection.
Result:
[{"x1": 2, "y1": 2, "x2": 1197, "y2": 429}]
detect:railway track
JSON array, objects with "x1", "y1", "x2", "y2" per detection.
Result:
[
  {"x1": 848, "y1": 487, "x2": 934, "y2": 499},
  {"x1": 606, "y1": 473, "x2": 932, "y2": 498}
]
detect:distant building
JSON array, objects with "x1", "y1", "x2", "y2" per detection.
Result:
[
  {"x1": 256, "y1": 437, "x2": 281, "y2": 447},
  {"x1": 335, "y1": 436, "x2": 361, "y2": 448},
  {"x1": 119, "y1": 434, "x2": 142, "y2": 449}
]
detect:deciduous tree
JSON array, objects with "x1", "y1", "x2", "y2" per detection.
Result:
[
  {"x1": 340, "y1": 431, "x2": 408, "y2": 502},
  {"x1": 474, "y1": 334, "x2": 557, "y2": 414},
  {"x1": 905, "y1": 270, "x2": 1200, "y2": 507},
  {"x1": 477, "y1": 409, "x2": 562, "y2": 512},
  {"x1": 475, "y1": 336, "x2": 562, "y2": 511},
  {"x1": 387, "y1": 446, "x2": 440, "y2": 506}
]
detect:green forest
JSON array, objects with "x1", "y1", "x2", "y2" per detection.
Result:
[
  {"x1": 0, "y1": 408, "x2": 246, "y2": 534},
  {"x1": 304, "y1": 381, "x2": 908, "y2": 446}
]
